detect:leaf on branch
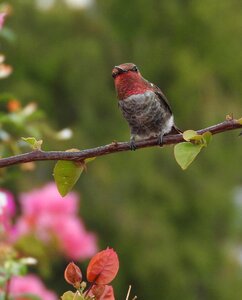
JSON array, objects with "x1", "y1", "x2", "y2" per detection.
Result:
[
  {"x1": 202, "y1": 131, "x2": 212, "y2": 146},
  {"x1": 175, "y1": 131, "x2": 212, "y2": 169},
  {"x1": 53, "y1": 160, "x2": 84, "y2": 197},
  {"x1": 174, "y1": 142, "x2": 203, "y2": 170},
  {"x1": 87, "y1": 248, "x2": 119, "y2": 285},
  {"x1": 182, "y1": 129, "x2": 208, "y2": 145},
  {"x1": 182, "y1": 130, "x2": 199, "y2": 141},
  {"x1": 53, "y1": 149, "x2": 96, "y2": 197},
  {"x1": 21, "y1": 137, "x2": 43, "y2": 151}
]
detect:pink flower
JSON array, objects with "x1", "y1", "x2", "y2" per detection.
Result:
[
  {"x1": 20, "y1": 182, "x2": 78, "y2": 217},
  {"x1": 0, "y1": 189, "x2": 15, "y2": 234},
  {"x1": 9, "y1": 274, "x2": 57, "y2": 300},
  {"x1": 13, "y1": 182, "x2": 97, "y2": 260},
  {"x1": 0, "y1": 13, "x2": 6, "y2": 29},
  {"x1": 53, "y1": 217, "x2": 97, "y2": 260}
]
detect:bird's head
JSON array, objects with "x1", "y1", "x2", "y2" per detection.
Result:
[
  {"x1": 112, "y1": 63, "x2": 139, "y2": 79},
  {"x1": 112, "y1": 63, "x2": 150, "y2": 100}
]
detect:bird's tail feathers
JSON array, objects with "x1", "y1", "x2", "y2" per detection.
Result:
[{"x1": 169, "y1": 125, "x2": 183, "y2": 135}]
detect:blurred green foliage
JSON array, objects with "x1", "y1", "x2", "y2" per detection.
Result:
[{"x1": 1, "y1": 0, "x2": 242, "y2": 299}]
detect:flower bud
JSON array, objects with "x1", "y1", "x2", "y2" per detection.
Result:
[
  {"x1": 64, "y1": 262, "x2": 82, "y2": 288},
  {"x1": 80, "y1": 281, "x2": 87, "y2": 290}
]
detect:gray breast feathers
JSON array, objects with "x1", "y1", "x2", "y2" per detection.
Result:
[{"x1": 118, "y1": 91, "x2": 173, "y2": 138}]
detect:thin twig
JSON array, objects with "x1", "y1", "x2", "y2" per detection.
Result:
[
  {"x1": 125, "y1": 285, "x2": 132, "y2": 300},
  {"x1": 0, "y1": 119, "x2": 241, "y2": 168}
]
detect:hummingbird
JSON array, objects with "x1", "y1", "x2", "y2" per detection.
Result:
[{"x1": 112, "y1": 63, "x2": 181, "y2": 150}]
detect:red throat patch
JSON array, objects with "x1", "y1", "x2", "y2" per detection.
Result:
[{"x1": 114, "y1": 71, "x2": 151, "y2": 100}]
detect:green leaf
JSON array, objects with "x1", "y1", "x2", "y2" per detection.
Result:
[
  {"x1": 202, "y1": 131, "x2": 212, "y2": 146},
  {"x1": 53, "y1": 160, "x2": 84, "y2": 197},
  {"x1": 61, "y1": 291, "x2": 75, "y2": 300},
  {"x1": 4, "y1": 260, "x2": 27, "y2": 276},
  {"x1": 182, "y1": 130, "x2": 198, "y2": 141},
  {"x1": 174, "y1": 142, "x2": 203, "y2": 170},
  {"x1": 85, "y1": 157, "x2": 96, "y2": 163},
  {"x1": 61, "y1": 291, "x2": 84, "y2": 300},
  {"x1": 182, "y1": 129, "x2": 204, "y2": 144},
  {"x1": 22, "y1": 137, "x2": 43, "y2": 150}
]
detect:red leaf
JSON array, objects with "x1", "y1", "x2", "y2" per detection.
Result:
[
  {"x1": 64, "y1": 262, "x2": 82, "y2": 287},
  {"x1": 100, "y1": 286, "x2": 115, "y2": 300},
  {"x1": 87, "y1": 248, "x2": 119, "y2": 284},
  {"x1": 91, "y1": 285, "x2": 115, "y2": 300},
  {"x1": 90, "y1": 285, "x2": 105, "y2": 299}
]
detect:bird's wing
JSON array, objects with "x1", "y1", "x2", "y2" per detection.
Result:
[
  {"x1": 146, "y1": 80, "x2": 172, "y2": 114},
  {"x1": 147, "y1": 80, "x2": 183, "y2": 134}
]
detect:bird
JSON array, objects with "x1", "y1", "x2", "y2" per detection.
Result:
[{"x1": 112, "y1": 62, "x2": 181, "y2": 150}]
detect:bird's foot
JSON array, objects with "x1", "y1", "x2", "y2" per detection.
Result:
[
  {"x1": 130, "y1": 135, "x2": 137, "y2": 151},
  {"x1": 157, "y1": 134, "x2": 164, "y2": 146},
  {"x1": 130, "y1": 140, "x2": 137, "y2": 151}
]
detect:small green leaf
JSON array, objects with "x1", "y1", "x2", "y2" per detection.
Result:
[
  {"x1": 202, "y1": 131, "x2": 212, "y2": 146},
  {"x1": 53, "y1": 160, "x2": 84, "y2": 197},
  {"x1": 61, "y1": 291, "x2": 75, "y2": 300},
  {"x1": 237, "y1": 118, "x2": 242, "y2": 125},
  {"x1": 4, "y1": 260, "x2": 27, "y2": 276},
  {"x1": 174, "y1": 142, "x2": 203, "y2": 170},
  {"x1": 61, "y1": 291, "x2": 84, "y2": 300},
  {"x1": 183, "y1": 130, "x2": 198, "y2": 141},
  {"x1": 22, "y1": 137, "x2": 42, "y2": 150},
  {"x1": 182, "y1": 130, "x2": 204, "y2": 145},
  {"x1": 85, "y1": 157, "x2": 96, "y2": 163}
]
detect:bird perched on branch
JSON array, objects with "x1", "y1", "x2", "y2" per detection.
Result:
[{"x1": 112, "y1": 63, "x2": 181, "y2": 150}]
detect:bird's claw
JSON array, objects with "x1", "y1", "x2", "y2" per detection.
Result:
[
  {"x1": 157, "y1": 134, "x2": 163, "y2": 146},
  {"x1": 130, "y1": 140, "x2": 137, "y2": 151}
]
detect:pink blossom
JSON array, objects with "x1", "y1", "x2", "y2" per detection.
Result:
[
  {"x1": 9, "y1": 274, "x2": 57, "y2": 300},
  {"x1": 53, "y1": 217, "x2": 97, "y2": 260},
  {"x1": 13, "y1": 182, "x2": 97, "y2": 260},
  {"x1": 0, "y1": 13, "x2": 6, "y2": 30},
  {"x1": 0, "y1": 189, "x2": 15, "y2": 234},
  {"x1": 20, "y1": 182, "x2": 78, "y2": 217}
]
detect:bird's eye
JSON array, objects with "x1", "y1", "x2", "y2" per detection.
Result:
[{"x1": 132, "y1": 66, "x2": 138, "y2": 72}]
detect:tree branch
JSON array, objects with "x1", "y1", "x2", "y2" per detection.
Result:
[{"x1": 0, "y1": 119, "x2": 241, "y2": 168}]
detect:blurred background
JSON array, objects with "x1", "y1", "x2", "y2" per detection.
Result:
[{"x1": 1, "y1": 0, "x2": 242, "y2": 299}]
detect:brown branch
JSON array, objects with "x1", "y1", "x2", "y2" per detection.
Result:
[{"x1": 0, "y1": 119, "x2": 241, "y2": 168}]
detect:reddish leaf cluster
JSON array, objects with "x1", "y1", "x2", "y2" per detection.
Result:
[
  {"x1": 87, "y1": 248, "x2": 119, "y2": 285},
  {"x1": 64, "y1": 262, "x2": 82, "y2": 288},
  {"x1": 90, "y1": 285, "x2": 115, "y2": 300},
  {"x1": 64, "y1": 248, "x2": 119, "y2": 300}
]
